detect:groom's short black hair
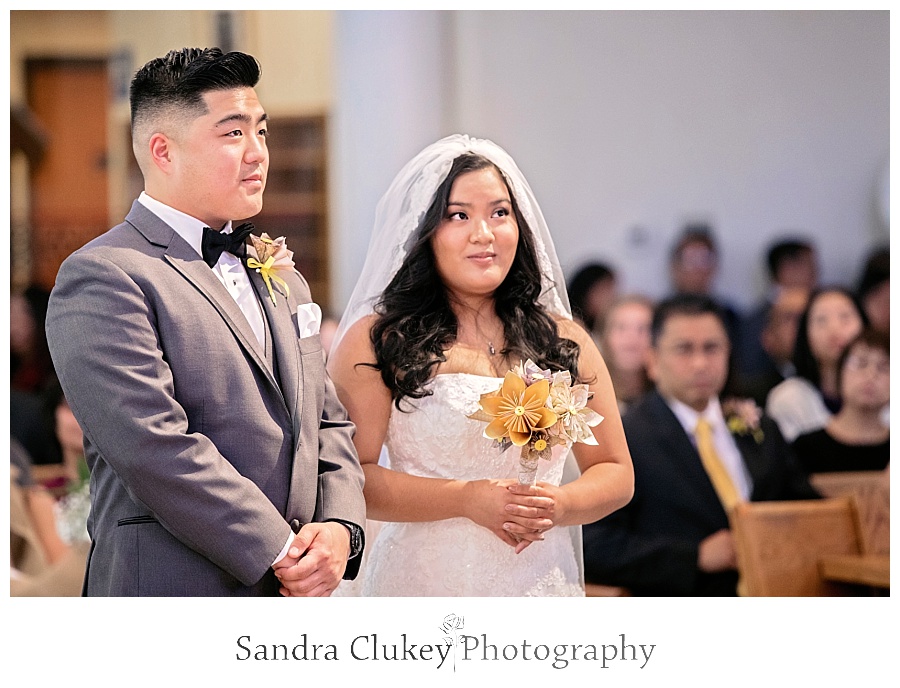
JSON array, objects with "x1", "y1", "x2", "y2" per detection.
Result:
[{"x1": 130, "y1": 47, "x2": 261, "y2": 132}]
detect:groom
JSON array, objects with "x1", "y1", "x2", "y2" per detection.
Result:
[{"x1": 45, "y1": 47, "x2": 365, "y2": 596}]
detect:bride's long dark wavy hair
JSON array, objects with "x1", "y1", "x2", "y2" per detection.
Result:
[{"x1": 368, "y1": 153, "x2": 581, "y2": 409}]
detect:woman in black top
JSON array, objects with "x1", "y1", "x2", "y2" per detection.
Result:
[{"x1": 792, "y1": 328, "x2": 889, "y2": 473}]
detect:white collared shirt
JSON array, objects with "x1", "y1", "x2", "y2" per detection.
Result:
[
  {"x1": 138, "y1": 192, "x2": 265, "y2": 347},
  {"x1": 664, "y1": 396, "x2": 754, "y2": 502}
]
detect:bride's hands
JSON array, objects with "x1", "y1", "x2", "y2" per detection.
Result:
[{"x1": 463, "y1": 479, "x2": 559, "y2": 552}]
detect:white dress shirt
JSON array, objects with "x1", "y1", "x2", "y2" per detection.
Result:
[
  {"x1": 137, "y1": 193, "x2": 292, "y2": 566},
  {"x1": 138, "y1": 192, "x2": 266, "y2": 348},
  {"x1": 664, "y1": 396, "x2": 754, "y2": 502}
]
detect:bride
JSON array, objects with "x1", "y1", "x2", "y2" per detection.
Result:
[{"x1": 327, "y1": 135, "x2": 633, "y2": 596}]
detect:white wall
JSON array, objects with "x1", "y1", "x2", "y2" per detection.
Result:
[
  {"x1": 330, "y1": 10, "x2": 451, "y2": 312},
  {"x1": 330, "y1": 10, "x2": 888, "y2": 314}
]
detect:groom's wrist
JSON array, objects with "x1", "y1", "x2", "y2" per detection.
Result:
[{"x1": 271, "y1": 532, "x2": 295, "y2": 568}]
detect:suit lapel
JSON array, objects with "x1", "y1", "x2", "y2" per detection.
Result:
[
  {"x1": 732, "y1": 431, "x2": 766, "y2": 497},
  {"x1": 126, "y1": 202, "x2": 285, "y2": 404},
  {"x1": 246, "y1": 247, "x2": 302, "y2": 449}
]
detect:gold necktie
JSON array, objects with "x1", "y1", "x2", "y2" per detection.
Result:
[{"x1": 694, "y1": 417, "x2": 741, "y2": 513}]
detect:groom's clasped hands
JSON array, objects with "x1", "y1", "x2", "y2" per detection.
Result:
[
  {"x1": 272, "y1": 522, "x2": 352, "y2": 597},
  {"x1": 464, "y1": 478, "x2": 561, "y2": 554}
]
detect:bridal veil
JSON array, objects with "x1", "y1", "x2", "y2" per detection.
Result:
[{"x1": 332, "y1": 134, "x2": 572, "y2": 350}]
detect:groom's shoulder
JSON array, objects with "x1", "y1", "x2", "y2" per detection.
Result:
[
  {"x1": 65, "y1": 201, "x2": 171, "y2": 267},
  {"x1": 62, "y1": 220, "x2": 156, "y2": 272}
]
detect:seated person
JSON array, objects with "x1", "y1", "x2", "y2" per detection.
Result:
[
  {"x1": 792, "y1": 328, "x2": 889, "y2": 473},
  {"x1": 733, "y1": 287, "x2": 809, "y2": 407},
  {"x1": 583, "y1": 294, "x2": 819, "y2": 596},
  {"x1": 736, "y1": 238, "x2": 817, "y2": 379},
  {"x1": 598, "y1": 294, "x2": 654, "y2": 415},
  {"x1": 766, "y1": 286, "x2": 867, "y2": 442},
  {"x1": 10, "y1": 437, "x2": 87, "y2": 596},
  {"x1": 856, "y1": 246, "x2": 889, "y2": 338},
  {"x1": 566, "y1": 261, "x2": 618, "y2": 338}
]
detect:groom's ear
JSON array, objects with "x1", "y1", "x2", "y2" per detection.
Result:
[{"x1": 148, "y1": 132, "x2": 175, "y2": 173}]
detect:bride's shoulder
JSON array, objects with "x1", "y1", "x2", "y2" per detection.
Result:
[
  {"x1": 554, "y1": 315, "x2": 592, "y2": 345},
  {"x1": 328, "y1": 314, "x2": 379, "y2": 368},
  {"x1": 553, "y1": 314, "x2": 607, "y2": 369},
  {"x1": 344, "y1": 313, "x2": 380, "y2": 339}
]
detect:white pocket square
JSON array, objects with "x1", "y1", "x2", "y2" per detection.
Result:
[{"x1": 294, "y1": 302, "x2": 322, "y2": 338}]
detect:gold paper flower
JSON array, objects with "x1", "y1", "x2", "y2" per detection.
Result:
[
  {"x1": 247, "y1": 233, "x2": 295, "y2": 306},
  {"x1": 476, "y1": 371, "x2": 558, "y2": 446}
]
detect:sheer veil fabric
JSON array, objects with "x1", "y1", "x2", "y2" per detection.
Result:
[
  {"x1": 333, "y1": 134, "x2": 586, "y2": 591},
  {"x1": 332, "y1": 134, "x2": 571, "y2": 349}
]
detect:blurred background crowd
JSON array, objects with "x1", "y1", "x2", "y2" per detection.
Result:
[{"x1": 8, "y1": 10, "x2": 889, "y2": 596}]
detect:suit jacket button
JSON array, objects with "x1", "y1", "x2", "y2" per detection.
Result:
[{"x1": 290, "y1": 519, "x2": 302, "y2": 533}]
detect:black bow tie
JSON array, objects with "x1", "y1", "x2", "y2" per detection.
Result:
[{"x1": 201, "y1": 222, "x2": 255, "y2": 268}]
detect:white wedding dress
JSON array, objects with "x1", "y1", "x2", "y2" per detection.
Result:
[{"x1": 341, "y1": 373, "x2": 584, "y2": 597}]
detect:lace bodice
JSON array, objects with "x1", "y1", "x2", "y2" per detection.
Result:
[
  {"x1": 386, "y1": 373, "x2": 569, "y2": 484},
  {"x1": 338, "y1": 373, "x2": 583, "y2": 597}
]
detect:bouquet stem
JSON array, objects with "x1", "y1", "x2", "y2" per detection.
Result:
[{"x1": 518, "y1": 452, "x2": 539, "y2": 486}]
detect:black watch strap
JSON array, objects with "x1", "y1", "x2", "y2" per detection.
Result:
[{"x1": 327, "y1": 519, "x2": 364, "y2": 559}]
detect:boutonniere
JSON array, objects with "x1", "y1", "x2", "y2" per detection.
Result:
[
  {"x1": 722, "y1": 397, "x2": 764, "y2": 444},
  {"x1": 247, "y1": 233, "x2": 295, "y2": 306}
]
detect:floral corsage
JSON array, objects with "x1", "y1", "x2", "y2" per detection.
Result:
[
  {"x1": 722, "y1": 397, "x2": 765, "y2": 444},
  {"x1": 247, "y1": 233, "x2": 295, "y2": 306},
  {"x1": 468, "y1": 359, "x2": 604, "y2": 485}
]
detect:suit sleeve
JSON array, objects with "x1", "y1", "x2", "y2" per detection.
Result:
[
  {"x1": 582, "y1": 412, "x2": 704, "y2": 595},
  {"x1": 583, "y1": 498, "x2": 702, "y2": 596},
  {"x1": 315, "y1": 371, "x2": 367, "y2": 579},
  {"x1": 46, "y1": 250, "x2": 292, "y2": 586},
  {"x1": 758, "y1": 416, "x2": 822, "y2": 501}
]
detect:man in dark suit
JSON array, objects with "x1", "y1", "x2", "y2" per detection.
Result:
[
  {"x1": 583, "y1": 294, "x2": 818, "y2": 596},
  {"x1": 45, "y1": 48, "x2": 365, "y2": 596}
]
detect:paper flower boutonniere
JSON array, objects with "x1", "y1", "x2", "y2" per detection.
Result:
[
  {"x1": 247, "y1": 233, "x2": 295, "y2": 306},
  {"x1": 468, "y1": 359, "x2": 604, "y2": 485},
  {"x1": 722, "y1": 397, "x2": 764, "y2": 445}
]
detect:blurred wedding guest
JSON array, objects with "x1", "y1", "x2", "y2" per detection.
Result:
[
  {"x1": 733, "y1": 287, "x2": 809, "y2": 407},
  {"x1": 598, "y1": 295, "x2": 654, "y2": 414},
  {"x1": 667, "y1": 224, "x2": 741, "y2": 348},
  {"x1": 10, "y1": 285, "x2": 55, "y2": 394},
  {"x1": 32, "y1": 380, "x2": 88, "y2": 499},
  {"x1": 11, "y1": 387, "x2": 61, "y2": 467},
  {"x1": 737, "y1": 238, "x2": 818, "y2": 378},
  {"x1": 566, "y1": 262, "x2": 618, "y2": 339},
  {"x1": 856, "y1": 246, "x2": 889, "y2": 337},
  {"x1": 791, "y1": 329, "x2": 889, "y2": 474},
  {"x1": 566, "y1": 261, "x2": 618, "y2": 338},
  {"x1": 766, "y1": 287, "x2": 867, "y2": 442},
  {"x1": 583, "y1": 294, "x2": 818, "y2": 596},
  {"x1": 10, "y1": 437, "x2": 87, "y2": 596}
]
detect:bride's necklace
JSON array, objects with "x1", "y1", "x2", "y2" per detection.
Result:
[{"x1": 455, "y1": 312, "x2": 503, "y2": 361}]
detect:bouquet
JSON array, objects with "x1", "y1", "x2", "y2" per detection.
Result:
[{"x1": 467, "y1": 359, "x2": 604, "y2": 485}]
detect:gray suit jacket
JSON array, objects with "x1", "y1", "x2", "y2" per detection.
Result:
[{"x1": 46, "y1": 201, "x2": 366, "y2": 596}]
